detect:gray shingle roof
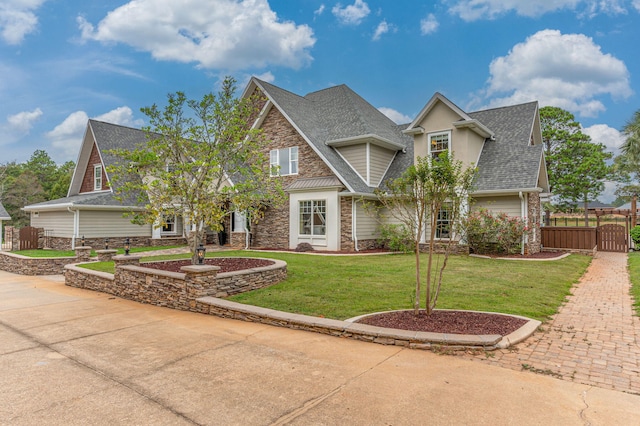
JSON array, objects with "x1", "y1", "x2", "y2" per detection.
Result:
[
  {"x1": 89, "y1": 119, "x2": 150, "y2": 172},
  {"x1": 0, "y1": 201, "x2": 10, "y2": 220},
  {"x1": 255, "y1": 79, "x2": 413, "y2": 194},
  {"x1": 23, "y1": 190, "x2": 145, "y2": 210},
  {"x1": 469, "y1": 101, "x2": 543, "y2": 192}
]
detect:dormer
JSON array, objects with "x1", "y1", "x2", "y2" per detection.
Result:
[
  {"x1": 327, "y1": 134, "x2": 404, "y2": 187},
  {"x1": 403, "y1": 93, "x2": 493, "y2": 167},
  {"x1": 68, "y1": 122, "x2": 111, "y2": 196}
]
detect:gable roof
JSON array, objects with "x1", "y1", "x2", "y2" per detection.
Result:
[
  {"x1": 469, "y1": 101, "x2": 546, "y2": 193},
  {"x1": 0, "y1": 202, "x2": 10, "y2": 220},
  {"x1": 250, "y1": 78, "x2": 413, "y2": 194}
]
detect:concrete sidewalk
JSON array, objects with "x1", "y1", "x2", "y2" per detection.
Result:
[{"x1": 1, "y1": 270, "x2": 639, "y2": 425}]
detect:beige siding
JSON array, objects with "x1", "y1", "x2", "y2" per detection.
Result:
[
  {"x1": 337, "y1": 145, "x2": 367, "y2": 181},
  {"x1": 31, "y1": 211, "x2": 75, "y2": 237},
  {"x1": 79, "y1": 211, "x2": 152, "y2": 238},
  {"x1": 355, "y1": 201, "x2": 379, "y2": 239},
  {"x1": 413, "y1": 100, "x2": 484, "y2": 168},
  {"x1": 369, "y1": 144, "x2": 395, "y2": 187},
  {"x1": 472, "y1": 196, "x2": 522, "y2": 217}
]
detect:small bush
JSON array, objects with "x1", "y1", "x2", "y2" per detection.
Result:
[
  {"x1": 377, "y1": 223, "x2": 414, "y2": 253},
  {"x1": 464, "y1": 208, "x2": 527, "y2": 255},
  {"x1": 631, "y1": 226, "x2": 640, "y2": 248},
  {"x1": 295, "y1": 242, "x2": 314, "y2": 252}
]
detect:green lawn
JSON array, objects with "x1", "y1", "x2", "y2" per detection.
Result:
[
  {"x1": 628, "y1": 252, "x2": 640, "y2": 315},
  {"x1": 81, "y1": 250, "x2": 592, "y2": 322}
]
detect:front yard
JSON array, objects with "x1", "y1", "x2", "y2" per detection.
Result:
[
  {"x1": 82, "y1": 251, "x2": 591, "y2": 321},
  {"x1": 628, "y1": 252, "x2": 640, "y2": 315}
]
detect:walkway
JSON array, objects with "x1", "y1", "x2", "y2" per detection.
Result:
[{"x1": 464, "y1": 251, "x2": 640, "y2": 394}]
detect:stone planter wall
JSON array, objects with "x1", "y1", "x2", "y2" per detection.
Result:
[
  {"x1": 64, "y1": 256, "x2": 287, "y2": 311},
  {"x1": 0, "y1": 246, "x2": 92, "y2": 275}
]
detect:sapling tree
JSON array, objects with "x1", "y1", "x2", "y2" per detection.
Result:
[
  {"x1": 108, "y1": 76, "x2": 284, "y2": 263},
  {"x1": 373, "y1": 152, "x2": 476, "y2": 315}
]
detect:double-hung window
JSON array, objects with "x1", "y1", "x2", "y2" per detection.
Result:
[
  {"x1": 94, "y1": 165, "x2": 102, "y2": 191},
  {"x1": 270, "y1": 147, "x2": 298, "y2": 176},
  {"x1": 435, "y1": 206, "x2": 451, "y2": 239},
  {"x1": 161, "y1": 215, "x2": 176, "y2": 234},
  {"x1": 299, "y1": 200, "x2": 326, "y2": 236},
  {"x1": 429, "y1": 131, "x2": 450, "y2": 160}
]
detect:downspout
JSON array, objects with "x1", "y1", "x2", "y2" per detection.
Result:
[
  {"x1": 68, "y1": 206, "x2": 79, "y2": 249},
  {"x1": 352, "y1": 198, "x2": 359, "y2": 251},
  {"x1": 519, "y1": 192, "x2": 526, "y2": 255}
]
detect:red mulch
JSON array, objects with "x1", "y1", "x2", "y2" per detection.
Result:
[
  {"x1": 141, "y1": 258, "x2": 274, "y2": 273},
  {"x1": 475, "y1": 251, "x2": 565, "y2": 259},
  {"x1": 358, "y1": 310, "x2": 528, "y2": 335}
]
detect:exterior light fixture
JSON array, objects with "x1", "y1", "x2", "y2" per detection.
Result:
[
  {"x1": 105, "y1": 238, "x2": 109, "y2": 250},
  {"x1": 197, "y1": 243, "x2": 206, "y2": 265},
  {"x1": 124, "y1": 237, "x2": 130, "y2": 255},
  {"x1": 81, "y1": 235, "x2": 85, "y2": 246}
]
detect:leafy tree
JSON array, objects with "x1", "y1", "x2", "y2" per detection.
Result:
[
  {"x1": 539, "y1": 106, "x2": 592, "y2": 222},
  {"x1": 553, "y1": 139, "x2": 613, "y2": 225},
  {"x1": 373, "y1": 152, "x2": 476, "y2": 315},
  {"x1": 3, "y1": 170, "x2": 46, "y2": 227},
  {"x1": 615, "y1": 109, "x2": 640, "y2": 224},
  {"x1": 108, "y1": 76, "x2": 284, "y2": 263},
  {"x1": 49, "y1": 161, "x2": 75, "y2": 199},
  {"x1": 25, "y1": 150, "x2": 58, "y2": 195}
]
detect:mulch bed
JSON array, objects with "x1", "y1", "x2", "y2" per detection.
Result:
[
  {"x1": 358, "y1": 310, "x2": 528, "y2": 335},
  {"x1": 141, "y1": 258, "x2": 274, "y2": 273},
  {"x1": 473, "y1": 250, "x2": 565, "y2": 259},
  {"x1": 252, "y1": 247, "x2": 391, "y2": 254}
]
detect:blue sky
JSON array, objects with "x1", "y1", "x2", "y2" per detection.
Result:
[{"x1": 1, "y1": 0, "x2": 639, "y2": 199}]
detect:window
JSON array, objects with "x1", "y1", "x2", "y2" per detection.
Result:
[
  {"x1": 94, "y1": 165, "x2": 102, "y2": 191},
  {"x1": 299, "y1": 200, "x2": 326, "y2": 236},
  {"x1": 162, "y1": 215, "x2": 176, "y2": 234},
  {"x1": 435, "y1": 207, "x2": 451, "y2": 239},
  {"x1": 270, "y1": 147, "x2": 298, "y2": 176},
  {"x1": 429, "y1": 131, "x2": 450, "y2": 159}
]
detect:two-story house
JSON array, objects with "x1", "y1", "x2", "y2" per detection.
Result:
[{"x1": 24, "y1": 77, "x2": 549, "y2": 253}]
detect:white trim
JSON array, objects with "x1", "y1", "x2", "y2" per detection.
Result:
[
  {"x1": 23, "y1": 202, "x2": 145, "y2": 212},
  {"x1": 93, "y1": 164, "x2": 103, "y2": 191},
  {"x1": 326, "y1": 134, "x2": 405, "y2": 151},
  {"x1": 471, "y1": 188, "x2": 543, "y2": 196},
  {"x1": 366, "y1": 142, "x2": 371, "y2": 186},
  {"x1": 427, "y1": 130, "x2": 452, "y2": 159}
]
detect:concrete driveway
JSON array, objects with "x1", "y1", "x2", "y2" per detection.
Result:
[{"x1": 1, "y1": 270, "x2": 639, "y2": 425}]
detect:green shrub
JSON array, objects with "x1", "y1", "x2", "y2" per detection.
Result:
[
  {"x1": 377, "y1": 223, "x2": 414, "y2": 253},
  {"x1": 631, "y1": 226, "x2": 640, "y2": 248},
  {"x1": 464, "y1": 208, "x2": 527, "y2": 255}
]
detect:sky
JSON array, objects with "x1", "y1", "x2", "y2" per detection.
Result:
[{"x1": 1, "y1": 0, "x2": 640, "y2": 201}]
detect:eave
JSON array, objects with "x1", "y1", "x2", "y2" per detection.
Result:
[
  {"x1": 325, "y1": 134, "x2": 406, "y2": 151},
  {"x1": 453, "y1": 119, "x2": 494, "y2": 139}
]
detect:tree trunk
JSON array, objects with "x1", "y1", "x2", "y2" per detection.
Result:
[
  {"x1": 583, "y1": 200, "x2": 589, "y2": 227},
  {"x1": 632, "y1": 194, "x2": 637, "y2": 229}
]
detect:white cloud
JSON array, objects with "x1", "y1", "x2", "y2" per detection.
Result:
[
  {"x1": 332, "y1": 0, "x2": 371, "y2": 25},
  {"x1": 447, "y1": 0, "x2": 633, "y2": 21},
  {"x1": 314, "y1": 4, "x2": 326, "y2": 16},
  {"x1": 372, "y1": 20, "x2": 396, "y2": 41},
  {"x1": 583, "y1": 124, "x2": 625, "y2": 155},
  {"x1": 0, "y1": 0, "x2": 46, "y2": 45},
  {"x1": 420, "y1": 13, "x2": 439, "y2": 35},
  {"x1": 483, "y1": 30, "x2": 632, "y2": 117},
  {"x1": 47, "y1": 107, "x2": 143, "y2": 157},
  {"x1": 378, "y1": 107, "x2": 412, "y2": 124},
  {"x1": 7, "y1": 108, "x2": 42, "y2": 133},
  {"x1": 78, "y1": 0, "x2": 315, "y2": 70}
]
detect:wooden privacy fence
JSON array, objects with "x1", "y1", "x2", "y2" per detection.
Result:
[
  {"x1": 19, "y1": 226, "x2": 39, "y2": 250},
  {"x1": 541, "y1": 226, "x2": 597, "y2": 251},
  {"x1": 597, "y1": 224, "x2": 628, "y2": 253}
]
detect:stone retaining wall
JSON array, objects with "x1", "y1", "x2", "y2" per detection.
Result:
[
  {"x1": 64, "y1": 256, "x2": 287, "y2": 311},
  {"x1": 0, "y1": 247, "x2": 92, "y2": 275},
  {"x1": 193, "y1": 297, "x2": 507, "y2": 350}
]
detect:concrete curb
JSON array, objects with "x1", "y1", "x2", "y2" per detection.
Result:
[{"x1": 196, "y1": 297, "x2": 539, "y2": 351}]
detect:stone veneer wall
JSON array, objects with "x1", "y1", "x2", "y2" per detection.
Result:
[
  {"x1": 47, "y1": 236, "x2": 186, "y2": 250},
  {"x1": 526, "y1": 191, "x2": 542, "y2": 254},
  {"x1": 65, "y1": 256, "x2": 287, "y2": 311},
  {"x1": 251, "y1": 105, "x2": 336, "y2": 250},
  {"x1": 0, "y1": 246, "x2": 91, "y2": 275}
]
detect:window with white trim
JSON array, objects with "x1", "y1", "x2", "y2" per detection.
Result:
[
  {"x1": 94, "y1": 165, "x2": 102, "y2": 191},
  {"x1": 270, "y1": 147, "x2": 298, "y2": 176},
  {"x1": 299, "y1": 200, "x2": 326, "y2": 236},
  {"x1": 162, "y1": 215, "x2": 176, "y2": 234},
  {"x1": 435, "y1": 206, "x2": 451, "y2": 239},
  {"x1": 429, "y1": 131, "x2": 450, "y2": 159}
]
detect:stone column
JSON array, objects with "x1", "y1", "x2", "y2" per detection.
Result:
[
  {"x1": 74, "y1": 246, "x2": 92, "y2": 262},
  {"x1": 181, "y1": 265, "x2": 221, "y2": 309},
  {"x1": 96, "y1": 249, "x2": 118, "y2": 262}
]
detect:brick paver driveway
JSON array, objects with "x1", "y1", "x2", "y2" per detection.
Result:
[{"x1": 465, "y1": 251, "x2": 640, "y2": 394}]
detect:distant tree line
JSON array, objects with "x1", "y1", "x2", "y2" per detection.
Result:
[{"x1": 0, "y1": 150, "x2": 74, "y2": 228}]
